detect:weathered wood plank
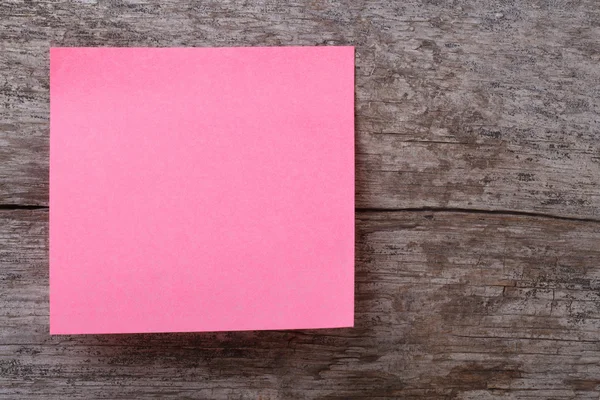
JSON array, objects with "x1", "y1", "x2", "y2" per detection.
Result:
[
  {"x1": 2, "y1": 210, "x2": 599, "y2": 399},
  {"x1": 1, "y1": 1, "x2": 599, "y2": 218},
  {"x1": 2, "y1": 1, "x2": 600, "y2": 398}
]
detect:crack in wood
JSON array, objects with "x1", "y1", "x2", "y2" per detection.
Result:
[
  {"x1": 1, "y1": 204, "x2": 598, "y2": 225},
  {"x1": 356, "y1": 207, "x2": 600, "y2": 224},
  {"x1": 0, "y1": 204, "x2": 49, "y2": 210}
]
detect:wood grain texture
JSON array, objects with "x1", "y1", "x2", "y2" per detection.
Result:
[
  {"x1": 2, "y1": 0, "x2": 600, "y2": 398},
  {"x1": 1, "y1": 0, "x2": 599, "y2": 218},
  {"x1": 2, "y1": 210, "x2": 600, "y2": 399}
]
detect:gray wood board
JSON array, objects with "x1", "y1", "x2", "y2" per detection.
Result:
[
  {"x1": 1, "y1": 1, "x2": 599, "y2": 219},
  {"x1": 1, "y1": 210, "x2": 600, "y2": 399},
  {"x1": 2, "y1": 1, "x2": 600, "y2": 398}
]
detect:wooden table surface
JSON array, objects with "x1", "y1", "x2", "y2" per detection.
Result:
[{"x1": 1, "y1": 1, "x2": 600, "y2": 399}]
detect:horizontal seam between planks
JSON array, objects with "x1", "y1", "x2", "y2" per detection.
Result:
[
  {"x1": 0, "y1": 204, "x2": 48, "y2": 210},
  {"x1": 1, "y1": 205, "x2": 599, "y2": 224},
  {"x1": 356, "y1": 207, "x2": 600, "y2": 224}
]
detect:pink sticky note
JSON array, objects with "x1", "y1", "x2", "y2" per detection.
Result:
[{"x1": 49, "y1": 47, "x2": 355, "y2": 334}]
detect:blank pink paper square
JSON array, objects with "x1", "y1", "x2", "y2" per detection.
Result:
[{"x1": 49, "y1": 47, "x2": 354, "y2": 334}]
